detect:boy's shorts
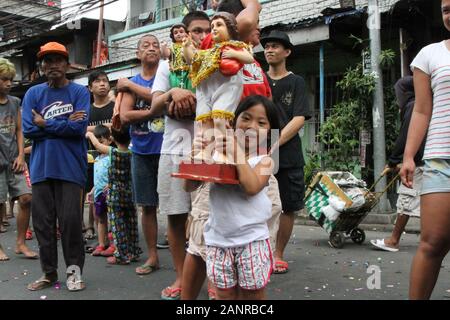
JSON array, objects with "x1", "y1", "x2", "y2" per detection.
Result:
[
  {"x1": 206, "y1": 239, "x2": 273, "y2": 290},
  {"x1": 421, "y1": 159, "x2": 450, "y2": 195},
  {"x1": 94, "y1": 192, "x2": 108, "y2": 218},
  {"x1": 396, "y1": 167, "x2": 423, "y2": 217},
  {"x1": 0, "y1": 168, "x2": 31, "y2": 202},
  {"x1": 157, "y1": 155, "x2": 191, "y2": 215},
  {"x1": 187, "y1": 183, "x2": 210, "y2": 261},
  {"x1": 275, "y1": 167, "x2": 305, "y2": 213},
  {"x1": 131, "y1": 153, "x2": 159, "y2": 207}
]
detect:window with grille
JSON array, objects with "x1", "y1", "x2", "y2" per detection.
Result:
[{"x1": 160, "y1": 0, "x2": 184, "y2": 21}]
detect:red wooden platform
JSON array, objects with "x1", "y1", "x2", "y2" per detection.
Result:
[{"x1": 171, "y1": 161, "x2": 239, "y2": 185}]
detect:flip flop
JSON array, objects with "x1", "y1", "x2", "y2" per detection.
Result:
[
  {"x1": 273, "y1": 260, "x2": 289, "y2": 274},
  {"x1": 0, "y1": 254, "x2": 9, "y2": 261},
  {"x1": 15, "y1": 248, "x2": 39, "y2": 259},
  {"x1": 208, "y1": 288, "x2": 216, "y2": 300},
  {"x1": 370, "y1": 239, "x2": 399, "y2": 252},
  {"x1": 106, "y1": 256, "x2": 130, "y2": 265},
  {"x1": 27, "y1": 276, "x2": 57, "y2": 291},
  {"x1": 84, "y1": 228, "x2": 96, "y2": 241},
  {"x1": 135, "y1": 264, "x2": 159, "y2": 275},
  {"x1": 161, "y1": 286, "x2": 181, "y2": 300}
]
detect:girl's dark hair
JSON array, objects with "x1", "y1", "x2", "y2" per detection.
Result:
[
  {"x1": 233, "y1": 95, "x2": 281, "y2": 131},
  {"x1": 94, "y1": 124, "x2": 111, "y2": 140},
  {"x1": 170, "y1": 23, "x2": 187, "y2": 42},
  {"x1": 211, "y1": 12, "x2": 239, "y2": 41},
  {"x1": 111, "y1": 126, "x2": 131, "y2": 145}
]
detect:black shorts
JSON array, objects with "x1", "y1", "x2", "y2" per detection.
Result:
[
  {"x1": 275, "y1": 167, "x2": 305, "y2": 213},
  {"x1": 84, "y1": 163, "x2": 94, "y2": 196}
]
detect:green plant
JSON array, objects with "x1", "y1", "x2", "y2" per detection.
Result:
[
  {"x1": 317, "y1": 63, "x2": 376, "y2": 172},
  {"x1": 315, "y1": 47, "x2": 399, "y2": 182},
  {"x1": 304, "y1": 151, "x2": 321, "y2": 186}
]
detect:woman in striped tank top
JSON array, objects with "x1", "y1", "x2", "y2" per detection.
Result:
[{"x1": 401, "y1": 0, "x2": 450, "y2": 300}]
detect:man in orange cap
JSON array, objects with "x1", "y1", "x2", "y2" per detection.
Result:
[{"x1": 22, "y1": 42, "x2": 90, "y2": 292}]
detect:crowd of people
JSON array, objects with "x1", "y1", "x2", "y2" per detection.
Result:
[{"x1": 0, "y1": 0, "x2": 450, "y2": 301}]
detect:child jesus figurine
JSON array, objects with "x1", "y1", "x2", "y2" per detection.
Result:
[
  {"x1": 161, "y1": 24, "x2": 193, "y2": 91},
  {"x1": 183, "y1": 12, "x2": 254, "y2": 164}
]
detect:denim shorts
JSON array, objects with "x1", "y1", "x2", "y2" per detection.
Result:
[
  {"x1": 421, "y1": 159, "x2": 450, "y2": 195},
  {"x1": 131, "y1": 153, "x2": 160, "y2": 207}
]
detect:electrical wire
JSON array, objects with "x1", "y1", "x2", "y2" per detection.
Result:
[{"x1": 1, "y1": 0, "x2": 118, "y2": 43}]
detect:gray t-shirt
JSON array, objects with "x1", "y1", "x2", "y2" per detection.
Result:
[{"x1": 0, "y1": 95, "x2": 20, "y2": 171}]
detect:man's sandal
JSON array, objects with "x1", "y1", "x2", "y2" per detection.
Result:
[
  {"x1": 27, "y1": 276, "x2": 58, "y2": 291},
  {"x1": 66, "y1": 274, "x2": 85, "y2": 292},
  {"x1": 84, "y1": 228, "x2": 96, "y2": 240}
]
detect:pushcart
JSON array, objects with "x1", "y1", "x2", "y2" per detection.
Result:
[{"x1": 304, "y1": 171, "x2": 398, "y2": 249}]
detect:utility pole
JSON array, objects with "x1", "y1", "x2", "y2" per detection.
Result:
[
  {"x1": 95, "y1": 0, "x2": 104, "y2": 67},
  {"x1": 368, "y1": 0, "x2": 388, "y2": 212}
]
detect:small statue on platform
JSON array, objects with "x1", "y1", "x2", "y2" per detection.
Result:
[
  {"x1": 161, "y1": 23, "x2": 193, "y2": 91},
  {"x1": 183, "y1": 12, "x2": 254, "y2": 164}
]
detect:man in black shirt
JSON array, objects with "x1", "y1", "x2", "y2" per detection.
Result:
[
  {"x1": 261, "y1": 30, "x2": 312, "y2": 274},
  {"x1": 88, "y1": 70, "x2": 114, "y2": 132},
  {"x1": 84, "y1": 71, "x2": 114, "y2": 243}
]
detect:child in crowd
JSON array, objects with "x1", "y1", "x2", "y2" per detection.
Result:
[
  {"x1": 184, "y1": 95, "x2": 280, "y2": 300},
  {"x1": 0, "y1": 57, "x2": 36, "y2": 259},
  {"x1": 86, "y1": 125, "x2": 115, "y2": 257},
  {"x1": 86, "y1": 126, "x2": 141, "y2": 265}
]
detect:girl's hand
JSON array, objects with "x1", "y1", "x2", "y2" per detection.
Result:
[
  {"x1": 85, "y1": 131, "x2": 94, "y2": 140},
  {"x1": 221, "y1": 48, "x2": 237, "y2": 59},
  {"x1": 400, "y1": 158, "x2": 416, "y2": 188}
]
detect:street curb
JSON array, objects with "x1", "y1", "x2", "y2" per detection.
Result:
[{"x1": 294, "y1": 216, "x2": 421, "y2": 234}]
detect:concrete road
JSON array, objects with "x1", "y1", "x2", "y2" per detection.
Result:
[{"x1": 1, "y1": 213, "x2": 450, "y2": 300}]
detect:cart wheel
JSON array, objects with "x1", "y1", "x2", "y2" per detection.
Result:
[
  {"x1": 350, "y1": 228, "x2": 366, "y2": 244},
  {"x1": 329, "y1": 231, "x2": 345, "y2": 249}
]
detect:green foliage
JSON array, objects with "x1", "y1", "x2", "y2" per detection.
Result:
[
  {"x1": 310, "y1": 49, "x2": 399, "y2": 180},
  {"x1": 304, "y1": 151, "x2": 321, "y2": 186},
  {"x1": 380, "y1": 49, "x2": 396, "y2": 69},
  {"x1": 317, "y1": 63, "x2": 376, "y2": 172}
]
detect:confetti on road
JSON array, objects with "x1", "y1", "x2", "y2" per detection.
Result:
[{"x1": 40, "y1": 295, "x2": 47, "y2": 300}]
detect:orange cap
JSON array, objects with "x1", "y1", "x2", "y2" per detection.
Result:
[{"x1": 37, "y1": 42, "x2": 69, "y2": 60}]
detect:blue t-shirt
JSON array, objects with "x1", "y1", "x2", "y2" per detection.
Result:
[
  {"x1": 94, "y1": 153, "x2": 110, "y2": 199},
  {"x1": 22, "y1": 82, "x2": 90, "y2": 187},
  {"x1": 129, "y1": 74, "x2": 164, "y2": 155}
]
